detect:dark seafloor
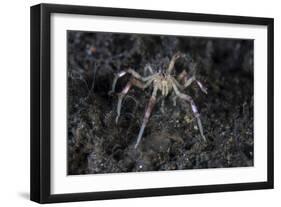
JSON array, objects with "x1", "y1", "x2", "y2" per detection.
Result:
[{"x1": 67, "y1": 31, "x2": 254, "y2": 175}]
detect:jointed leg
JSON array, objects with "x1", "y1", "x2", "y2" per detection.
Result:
[
  {"x1": 177, "y1": 70, "x2": 207, "y2": 94},
  {"x1": 178, "y1": 70, "x2": 196, "y2": 88},
  {"x1": 185, "y1": 77, "x2": 207, "y2": 94},
  {"x1": 177, "y1": 70, "x2": 188, "y2": 83},
  {"x1": 116, "y1": 81, "x2": 133, "y2": 123},
  {"x1": 171, "y1": 81, "x2": 206, "y2": 141},
  {"x1": 195, "y1": 80, "x2": 208, "y2": 94},
  {"x1": 131, "y1": 78, "x2": 154, "y2": 90},
  {"x1": 135, "y1": 86, "x2": 158, "y2": 148},
  {"x1": 109, "y1": 69, "x2": 156, "y2": 94},
  {"x1": 160, "y1": 98, "x2": 165, "y2": 114},
  {"x1": 172, "y1": 93, "x2": 178, "y2": 106},
  {"x1": 167, "y1": 52, "x2": 183, "y2": 75},
  {"x1": 115, "y1": 78, "x2": 154, "y2": 124},
  {"x1": 144, "y1": 64, "x2": 154, "y2": 76},
  {"x1": 108, "y1": 70, "x2": 127, "y2": 95}
]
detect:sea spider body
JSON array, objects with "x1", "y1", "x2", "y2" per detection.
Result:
[
  {"x1": 154, "y1": 72, "x2": 173, "y2": 97},
  {"x1": 109, "y1": 52, "x2": 207, "y2": 148}
]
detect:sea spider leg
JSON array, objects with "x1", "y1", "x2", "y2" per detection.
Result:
[
  {"x1": 177, "y1": 70, "x2": 188, "y2": 83},
  {"x1": 172, "y1": 92, "x2": 178, "y2": 106},
  {"x1": 108, "y1": 70, "x2": 127, "y2": 95},
  {"x1": 171, "y1": 81, "x2": 206, "y2": 142},
  {"x1": 184, "y1": 76, "x2": 195, "y2": 88},
  {"x1": 108, "y1": 69, "x2": 156, "y2": 94},
  {"x1": 171, "y1": 76, "x2": 184, "y2": 90},
  {"x1": 169, "y1": 77, "x2": 183, "y2": 106},
  {"x1": 131, "y1": 78, "x2": 154, "y2": 90},
  {"x1": 160, "y1": 98, "x2": 165, "y2": 114},
  {"x1": 167, "y1": 52, "x2": 183, "y2": 75},
  {"x1": 178, "y1": 70, "x2": 208, "y2": 94},
  {"x1": 195, "y1": 80, "x2": 208, "y2": 94},
  {"x1": 135, "y1": 85, "x2": 158, "y2": 148},
  {"x1": 116, "y1": 81, "x2": 133, "y2": 123},
  {"x1": 115, "y1": 78, "x2": 154, "y2": 124},
  {"x1": 144, "y1": 64, "x2": 154, "y2": 76},
  {"x1": 184, "y1": 76, "x2": 207, "y2": 94}
]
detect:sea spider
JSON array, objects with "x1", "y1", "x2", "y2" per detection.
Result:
[{"x1": 108, "y1": 52, "x2": 207, "y2": 148}]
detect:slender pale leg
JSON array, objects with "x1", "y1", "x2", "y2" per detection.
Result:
[
  {"x1": 184, "y1": 76, "x2": 207, "y2": 94},
  {"x1": 135, "y1": 86, "x2": 158, "y2": 148},
  {"x1": 172, "y1": 93, "x2": 177, "y2": 106},
  {"x1": 116, "y1": 81, "x2": 133, "y2": 123},
  {"x1": 171, "y1": 81, "x2": 206, "y2": 141},
  {"x1": 160, "y1": 99, "x2": 165, "y2": 114},
  {"x1": 144, "y1": 64, "x2": 154, "y2": 76},
  {"x1": 108, "y1": 69, "x2": 156, "y2": 94},
  {"x1": 177, "y1": 70, "x2": 207, "y2": 94},
  {"x1": 115, "y1": 78, "x2": 154, "y2": 124},
  {"x1": 167, "y1": 52, "x2": 182, "y2": 74},
  {"x1": 195, "y1": 80, "x2": 208, "y2": 94},
  {"x1": 172, "y1": 75, "x2": 207, "y2": 96}
]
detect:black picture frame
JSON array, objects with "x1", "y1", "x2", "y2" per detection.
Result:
[{"x1": 30, "y1": 3, "x2": 274, "y2": 204}]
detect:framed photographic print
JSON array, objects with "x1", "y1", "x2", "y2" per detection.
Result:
[{"x1": 30, "y1": 3, "x2": 274, "y2": 203}]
